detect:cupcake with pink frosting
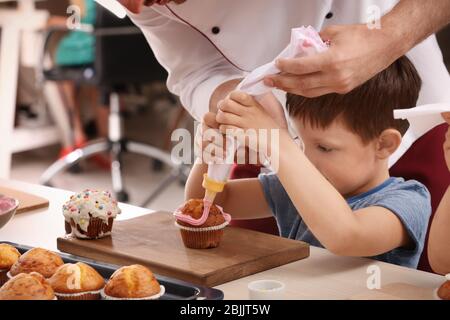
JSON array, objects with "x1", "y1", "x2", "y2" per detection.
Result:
[
  {"x1": 174, "y1": 199, "x2": 231, "y2": 249},
  {"x1": 63, "y1": 189, "x2": 121, "y2": 240}
]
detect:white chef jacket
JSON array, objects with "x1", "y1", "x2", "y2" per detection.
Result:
[{"x1": 127, "y1": 0, "x2": 450, "y2": 121}]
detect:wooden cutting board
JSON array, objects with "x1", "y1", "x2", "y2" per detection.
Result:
[
  {"x1": 57, "y1": 212, "x2": 310, "y2": 286},
  {"x1": 350, "y1": 283, "x2": 438, "y2": 300},
  {"x1": 0, "y1": 186, "x2": 49, "y2": 214}
]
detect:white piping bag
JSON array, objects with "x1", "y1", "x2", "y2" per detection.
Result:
[
  {"x1": 390, "y1": 103, "x2": 450, "y2": 167},
  {"x1": 203, "y1": 26, "x2": 329, "y2": 203},
  {"x1": 95, "y1": 0, "x2": 127, "y2": 18}
]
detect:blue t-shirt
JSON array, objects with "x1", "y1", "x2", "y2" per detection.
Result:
[{"x1": 258, "y1": 174, "x2": 431, "y2": 269}]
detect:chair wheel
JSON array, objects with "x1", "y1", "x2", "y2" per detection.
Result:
[
  {"x1": 116, "y1": 191, "x2": 129, "y2": 203},
  {"x1": 152, "y1": 159, "x2": 164, "y2": 172}
]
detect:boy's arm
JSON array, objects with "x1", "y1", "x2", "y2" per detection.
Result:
[
  {"x1": 428, "y1": 187, "x2": 450, "y2": 275},
  {"x1": 276, "y1": 130, "x2": 410, "y2": 256},
  {"x1": 216, "y1": 91, "x2": 412, "y2": 256},
  {"x1": 185, "y1": 159, "x2": 272, "y2": 220}
]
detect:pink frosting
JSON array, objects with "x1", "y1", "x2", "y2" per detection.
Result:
[
  {"x1": 0, "y1": 196, "x2": 17, "y2": 215},
  {"x1": 174, "y1": 199, "x2": 231, "y2": 226}
]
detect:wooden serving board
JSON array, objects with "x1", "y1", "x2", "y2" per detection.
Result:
[
  {"x1": 0, "y1": 186, "x2": 49, "y2": 214},
  {"x1": 350, "y1": 283, "x2": 438, "y2": 300},
  {"x1": 57, "y1": 212, "x2": 310, "y2": 286}
]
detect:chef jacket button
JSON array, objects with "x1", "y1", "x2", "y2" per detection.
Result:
[
  {"x1": 212, "y1": 26, "x2": 220, "y2": 34},
  {"x1": 325, "y1": 12, "x2": 334, "y2": 19}
]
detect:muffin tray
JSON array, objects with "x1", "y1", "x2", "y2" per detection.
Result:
[{"x1": 1, "y1": 242, "x2": 224, "y2": 300}]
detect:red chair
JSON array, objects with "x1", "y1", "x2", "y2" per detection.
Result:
[
  {"x1": 229, "y1": 124, "x2": 450, "y2": 273},
  {"x1": 390, "y1": 124, "x2": 450, "y2": 272}
]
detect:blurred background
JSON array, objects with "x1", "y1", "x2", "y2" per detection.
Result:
[{"x1": 1, "y1": 0, "x2": 449, "y2": 212}]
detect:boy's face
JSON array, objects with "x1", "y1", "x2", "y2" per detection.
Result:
[{"x1": 292, "y1": 116, "x2": 381, "y2": 198}]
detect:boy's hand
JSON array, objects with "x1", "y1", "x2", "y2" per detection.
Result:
[
  {"x1": 216, "y1": 91, "x2": 281, "y2": 133},
  {"x1": 442, "y1": 112, "x2": 450, "y2": 171},
  {"x1": 195, "y1": 112, "x2": 230, "y2": 164},
  {"x1": 215, "y1": 91, "x2": 286, "y2": 163}
]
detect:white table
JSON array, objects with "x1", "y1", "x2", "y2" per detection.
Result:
[{"x1": 0, "y1": 179, "x2": 445, "y2": 300}]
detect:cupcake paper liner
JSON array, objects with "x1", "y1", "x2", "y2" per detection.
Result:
[
  {"x1": 70, "y1": 217, "x2": 114, "y2": 239},
  {"x1": 175, "y1": 220, "x2": 229, "y2": 249},
  {"x1": 86, "y1": 217, "x2": 113, "y2": 239},
  {"x1": 0, "y1": 269, "x2": 8, "y2": 286},
  {"x1": 100, "y1": 285, "x2": 165, "y2": 300},
  {"x1": 64, "y1": 220, "x2": 72, "y2": 234},
  {"x1": 55, "y1": 288, "x2": 103, "y2": 300}
]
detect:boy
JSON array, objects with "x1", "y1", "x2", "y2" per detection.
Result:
[
  {"x1": 428, "y1": 112, "x2": 450, "y2": 275},
  {"x1": 186, "y1": 56, "x2": 431, "y2": 268}
]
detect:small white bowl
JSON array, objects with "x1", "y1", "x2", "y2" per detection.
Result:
[
  {"x1": 0, "y1": 196, "x2": 19, "y2": 229},
  {"x1": 248, "y1": 280, "x2": 286, "y2": 300}
]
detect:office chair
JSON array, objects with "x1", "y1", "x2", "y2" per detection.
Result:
[{"x1": 39, "y1": 5, "x2": 189, "y2": 203}]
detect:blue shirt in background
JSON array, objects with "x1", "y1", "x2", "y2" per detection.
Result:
[{"x1": 258, "y1": 174, "x2": 431, "y2": 269}]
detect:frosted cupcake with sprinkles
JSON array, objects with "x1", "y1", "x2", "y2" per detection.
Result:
[{"x1": 63, "y1": 189, "x2": 121, "y2": 239}]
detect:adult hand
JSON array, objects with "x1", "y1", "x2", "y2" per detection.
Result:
[{"x1": 264, "y1": 24, "x2": 404, "y2": 97}]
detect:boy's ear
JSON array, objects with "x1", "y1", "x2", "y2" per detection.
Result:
[{"x1": 375, "y1": 129, "x2": 402, "y2": 160}]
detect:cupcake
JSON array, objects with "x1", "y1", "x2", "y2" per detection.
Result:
[
  {"x1": 101, "y1": 264, "x2": 164, "y2": 300},
  {"x1": 0, "y1": 272, "x2": 55, "y2": 300},
  {"x1": 174, "y1": 199, "x2": 231, "y2": 249},
  {"x1": 9, "y1": 247, "x2": 64, "y2": 279},
  {"x1": 48, "y1": 262, "x2": 105, "y2": 300},
  {"x1": 0, "y1": 244, "x2": 21, "y2": 286},
  {"x1": 436, "y1": 274, "x2": 450, "y2": 300},
  {"x1": 63, "y1": 189, "x2": 121, "y2": 239}
]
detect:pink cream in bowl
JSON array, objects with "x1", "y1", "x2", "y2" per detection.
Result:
[{"x1": 0, "y1": 196, "x2": 19, "y2": 229}]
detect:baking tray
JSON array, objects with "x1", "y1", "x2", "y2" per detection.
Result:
[{"x1": 1, "y1": 242, "x2": 224, "y2": 300}]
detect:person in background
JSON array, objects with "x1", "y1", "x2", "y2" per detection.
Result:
[{"x1": 48, "y1": 0, "x2": 109, "y2": 166}]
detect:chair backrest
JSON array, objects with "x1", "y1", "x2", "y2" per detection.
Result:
[
  {"x1": 94, "y1": 4, "x2": 168, "y2": 86},
  {"x1": 390, "y1": 123, "x2": 450, "y2": 273}
]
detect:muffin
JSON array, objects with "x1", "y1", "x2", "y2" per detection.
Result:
[
  {"x1": 174, "y1": 199, "x2": 231, "y2": 249},
  {"x1": 437, "y1": 274, "x2": 450, "y2": 300},
  {"x1": 9, "y1": 247, "x2": 64, "y2": 279},
  {"x1": 48, "y1": 262, "x2": 105, "y2": 300},
  {"x1": 63, "y1": 189, "x2": 121, "y2": 239},
  {"x1": 0, "y1": 272, "x2": 55, "y2": 300},
  {"x1": 0, "y1": 244, "x2": 21, "y2": 286},
  {"x1": 101, "y1": 264, "x2": 164, "y2": 300}
]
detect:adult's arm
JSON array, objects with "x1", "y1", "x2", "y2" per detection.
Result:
[
  {"x1": 428, "y1": 187, "x2": 450, "y2": 275},
  {"x1": 125, "y1": 6, "x2": 244, "y2": 120},
  {"x1": 266, "y1": 0, "x2": 450, "y2": 97},
  {"x1": 428, "y1": 113, "x2": 450, "y2": 275}
]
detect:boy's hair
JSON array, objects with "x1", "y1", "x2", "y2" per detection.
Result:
[{"x1": 286, "y1": 56, "x2": 422, "y2": 143}]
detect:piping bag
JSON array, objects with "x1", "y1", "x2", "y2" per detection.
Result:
[
  {"x1": 191, "y1": 26, "x2": 330, "y2": 224},
  {"x1": 390, "y1": 103, "x2": 450, "y2": 167}
]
